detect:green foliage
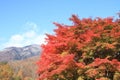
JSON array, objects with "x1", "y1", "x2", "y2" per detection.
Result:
[{"x1": 12, "y1": 76, "x2": 22, "y2": 80}]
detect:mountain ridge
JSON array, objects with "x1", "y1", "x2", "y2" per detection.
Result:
[{"x1": 0, "y1": 44, "x2": 41, "y2": 62}]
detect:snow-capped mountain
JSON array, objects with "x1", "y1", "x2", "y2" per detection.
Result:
[{"x1": 0, "y1": 44, "x2": 41, "y2": 62}]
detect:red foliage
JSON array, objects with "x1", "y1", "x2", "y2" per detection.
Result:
[
  {"x1": 37, "y1": 15, "x2": 120, "y2": 80},
  {"x1": 88, "y1": 58, "x2": 120, "y2": 71}
]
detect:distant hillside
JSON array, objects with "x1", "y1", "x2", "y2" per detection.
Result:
[
  {"x1": 0, "y1": 44, "x2": 41, "y2": 62},
  {"x1": 8, "y1": 56, "x2": 39, "y2": 80}
]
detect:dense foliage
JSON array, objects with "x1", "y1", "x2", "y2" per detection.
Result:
[
  {"x1": 0, "y1": 62, "x2": 13, "y2": 80},
  {"x1": 37, "y1": 15, "x2": 120, "y2": 80},
  {"x1": 0, "y1": 58, "x2": 38, "y2": 80}
]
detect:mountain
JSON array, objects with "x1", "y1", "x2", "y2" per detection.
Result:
[{"x1": 0, "y1": 44, "x2": 41, "y2": 62}]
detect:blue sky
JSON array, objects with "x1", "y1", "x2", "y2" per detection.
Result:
[{"x1": 0, "y1": 0, "x2": 120, "y2": 50}]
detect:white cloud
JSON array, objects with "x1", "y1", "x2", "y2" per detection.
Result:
[
  {"x1": 24, "y1": 22, "x2": 38, "y2": 32},
  {"x1": 2, "y1": 22, "x2": 47, "y2": 48},
  {"x1": 10, "y1": 35, "x2": 24, "y2": 42},
  {"x1": 24, "y1": 30, "x2": 36, "y2": 38}
]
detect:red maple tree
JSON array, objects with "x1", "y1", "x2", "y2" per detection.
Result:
[{"x1": 37, "y1": 15, "x2": 120, "y2": 80}]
